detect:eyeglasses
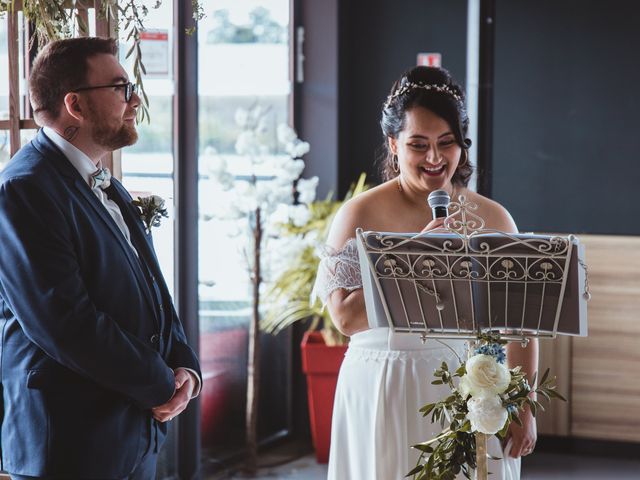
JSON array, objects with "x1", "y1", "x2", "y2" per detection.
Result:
[{"x1": 72, "y1": 82, "x2": 138, "y2": 103}]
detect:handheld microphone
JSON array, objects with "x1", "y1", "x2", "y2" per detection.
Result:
[{"x1": 427, "y1": 189, "x2": 450, "y2": 219}]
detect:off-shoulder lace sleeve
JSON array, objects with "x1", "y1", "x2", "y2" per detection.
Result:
[{"x1": 311, "y1": 238, "x2": 363, "y2": 306}]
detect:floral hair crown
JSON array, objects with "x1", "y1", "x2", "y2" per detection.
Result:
[{"x1": 384, "y1": 82, "x2": 462, "y2": 108}]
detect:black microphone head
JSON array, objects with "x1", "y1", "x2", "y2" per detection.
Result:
[{"x1": 427, "y1": 189, "x2": 450, "y2": 209}]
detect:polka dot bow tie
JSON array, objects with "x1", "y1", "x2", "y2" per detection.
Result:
[{"x1": 91, "y1": 167, "x2": 112, "y2": 190}]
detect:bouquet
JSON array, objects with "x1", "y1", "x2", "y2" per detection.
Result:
[{"x1": 409, "y1": 333, "x2": 565, "y2": 479}]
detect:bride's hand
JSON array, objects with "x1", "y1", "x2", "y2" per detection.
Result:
[
  {"x1": 420, "y1": 217, "x2": 446, "y2": 233},
  {"x1": 506, "y1": 406, "x2": 537, "y2": 458}
]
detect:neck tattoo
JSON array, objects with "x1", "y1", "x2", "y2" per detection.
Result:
[{"x1": 63, "y1": 126, "x2": 79, "y2": 142}]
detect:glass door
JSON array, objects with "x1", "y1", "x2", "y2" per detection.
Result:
[{"x1": 196, "y1": 0, "x2": 292, "y2": 470}]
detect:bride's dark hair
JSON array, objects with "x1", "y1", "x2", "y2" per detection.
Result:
[{"x1": 379, "y1": 66, "x2": 473, "y2": 186}]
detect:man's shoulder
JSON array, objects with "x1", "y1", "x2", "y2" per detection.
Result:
[
  {"x1": 1, "y1": 141, "x2": 46, "y2": 182},
  {"x1": 0, "y1": 137, "x2": 62, "y2": 191}
]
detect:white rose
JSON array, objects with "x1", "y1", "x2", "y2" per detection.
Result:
[
  {"x1": 460, "y1": 354, "x2": 510, "y2": 398},
  {"x1": 466, "y1": 395, "x2": 508, "y2": 434}
]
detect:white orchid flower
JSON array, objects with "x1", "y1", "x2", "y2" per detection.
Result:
[
  {"x1": 291, "y1": 141, "x2": 310, "y2": 158},
  {"x1": 288, "y1": 204, "x2": 311, "y2": 227},
  {"x1": 235, "y1": 108, "x2": 250, "y2": 127},
  {"x1": 296, "y1": 176, "x2": 319, "y2": 204},
  {"x1": 277, "y1": 124, "x2": 298, "y2": 145}
]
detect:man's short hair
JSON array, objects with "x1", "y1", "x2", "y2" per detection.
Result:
[{"x1": 29, "y1": 37, "x2": 118, "y2": 126}]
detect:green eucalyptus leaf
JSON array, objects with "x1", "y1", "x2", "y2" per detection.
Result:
[
  {"x1": 540, "y1": 368, "x2": 550, "y2": 386},
  {"x1": 406, "y1": 465, "x2": 423, "y2": 477}
]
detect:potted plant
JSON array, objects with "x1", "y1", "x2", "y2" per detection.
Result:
[{"x1": 261, "y1": 174, "x2": 367, "y2": 463}]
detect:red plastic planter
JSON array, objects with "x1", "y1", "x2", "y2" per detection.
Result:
[{"x1": 300, "y1": 331, "x2": 347, "y2": 463}]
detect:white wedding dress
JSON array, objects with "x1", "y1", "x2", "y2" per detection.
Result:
[{"x1": 314, "y1": 239, "x2": 520, "y2": 480}]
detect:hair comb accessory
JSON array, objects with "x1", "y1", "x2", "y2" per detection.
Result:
[{"x1": 384, "y1": 82, "x2": 462, "y2": 109}]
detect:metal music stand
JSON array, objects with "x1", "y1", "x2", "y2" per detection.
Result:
[{"x1": 355, "y1": 195, "x2": 589, "y2": 479}]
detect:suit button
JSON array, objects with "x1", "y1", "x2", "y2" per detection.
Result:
[
  {"x1": 159, "y1": 304, "x2": 164, "y2": 312},
  {"x1": 150, "y1": 334, "x2": 160, "y2": 344}
]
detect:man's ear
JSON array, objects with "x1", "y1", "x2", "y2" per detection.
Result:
[
  {"x1": 63, "y1": 93, "x2": 84, "y2": 122},
  {"x1": 388, "y1": 136, "x2": 398, "y2": 155}
]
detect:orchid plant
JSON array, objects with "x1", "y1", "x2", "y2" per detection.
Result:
[{"x1": 204, "y1": 104, "x2": 317, "y2": 474}]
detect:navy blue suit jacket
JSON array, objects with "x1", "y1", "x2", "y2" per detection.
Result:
[{"x1": 0, "y1": 130, "x2": 201, "y2": 478}]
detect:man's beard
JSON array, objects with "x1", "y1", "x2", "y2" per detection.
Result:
[{"x1": 87, "y1": 100, "x2": 138, "y2": 151}]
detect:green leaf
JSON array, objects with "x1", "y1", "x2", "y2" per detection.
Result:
[
  {"x1": 126, "y1": 41, "x2": 136, "y2": 59},
  {"x1": 420, "y1": 403, "x2": 437, "y2": 416},
  {"x1": 540, "y1": 368, "x2": 550, "y2": 386},
  {"x1": 413, "y1": 444, "x2": 434, "y2": 453},
  {"x1": 513, "y1": 414, "x2": 523, "y2": 427},
  {"x1": 406, "y1": 465, "x2": 423, "y2": 477},
  {"x1": 546, "y1": 389, "x2": 567, "y2": 401}
]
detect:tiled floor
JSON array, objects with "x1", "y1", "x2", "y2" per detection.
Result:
[
  {"x1": 521, "y1": 451, "x2": 640, "y2": 479},
  {"x1": 213, "y1": 451, "x2": 640, "y2": 479}
]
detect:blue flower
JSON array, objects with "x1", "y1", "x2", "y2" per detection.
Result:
[{"x1": 474, "y1": 343, "x2": 507, "y2": 364}]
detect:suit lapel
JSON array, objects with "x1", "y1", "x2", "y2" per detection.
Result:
[
  {"x1": 73, "y1": 180, "x2": 158, "y2": 322},
  {"x1": 106, "y1": 182, "x2": 164, "y2": 279},
  {"x1": 32, "y1": 130, "x2": 158, "y2": 320}
]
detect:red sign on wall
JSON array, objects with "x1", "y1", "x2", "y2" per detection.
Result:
[
  {"x1": 417, "y1": 53, "x2": 442, "y2": 67},
  {"x1": 139, "y1": 29, "x2": 170, "y2": 77}
]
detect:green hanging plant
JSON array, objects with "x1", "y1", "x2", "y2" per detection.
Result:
[{"x1": 0, "y1": 0, "x2": 205, "y2": 123}]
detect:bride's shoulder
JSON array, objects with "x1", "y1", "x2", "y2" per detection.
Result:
[
  {"x1": 327, "y1": 181, "x2": 393, "y2": 250},
  {"x1": 460, "y1": 189, "x2": 518, "y2": 233}
]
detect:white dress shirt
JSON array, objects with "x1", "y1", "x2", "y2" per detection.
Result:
[
  {"x1": 42, "y1": 127, "x2": 138, "y2": 254},
  {"x1": 42, "y1": 127, "x2": 201, "y2": 398}
]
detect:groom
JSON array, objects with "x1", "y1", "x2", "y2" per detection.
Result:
[{"x1": 0, "y1": 37, "x2": 201, "y2": 479}]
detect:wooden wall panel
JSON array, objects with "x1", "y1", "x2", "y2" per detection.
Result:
[
  {"x1": 571, "y1": 235, "x2": 640, "y2": 442},
  {"x1": 537, "y1": 336, "x2": 571, "y2": 436}
]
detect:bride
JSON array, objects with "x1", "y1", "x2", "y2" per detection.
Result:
[{"x1": 313, "y1": 66, "x2": 538, "y2": 480}]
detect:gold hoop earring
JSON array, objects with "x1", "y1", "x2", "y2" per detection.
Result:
[
  {"x1": 458, "y1": 150, "x2": 469, "y2": 167},
  {"x1": 392, "y1": 154, "x2": 399, "y2": 173}
]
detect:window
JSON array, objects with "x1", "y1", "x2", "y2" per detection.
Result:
[
  {"x1": 0, "y1": 15, "x2": 7, "y2": 170},
  {"x1": 0, "y1": 8, "x2": 38, "y2": 170},
  {"x1": 119, "y1": 5, "x2": 176, "y2": 296},
  {"x1": 197, "y1": 0, "x2": 292, "y2": 468}
]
